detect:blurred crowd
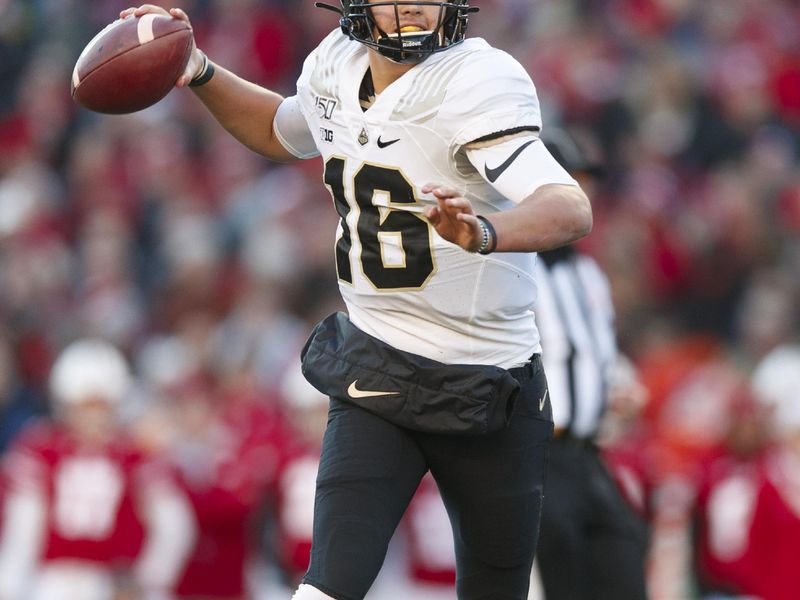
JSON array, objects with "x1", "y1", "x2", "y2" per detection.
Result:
[{"x1": 0, "y1": 0, "x2": 798, "y2": 599}]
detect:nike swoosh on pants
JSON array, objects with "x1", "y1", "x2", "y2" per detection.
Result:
[{"x1": 347, "y1": 380, "x2": 399, "y2": 398}]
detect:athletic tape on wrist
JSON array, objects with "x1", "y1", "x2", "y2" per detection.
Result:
[{"x1": 189, "y1": 51, "x2": 215, "y2": 87}]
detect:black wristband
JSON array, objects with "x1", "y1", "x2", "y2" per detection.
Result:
[
  {"x1": 476, "y1": 215, "x2": 497, "y2": 255},
  {"x1": 189, "y1": 51, "x2": 215, "y2": 87}
]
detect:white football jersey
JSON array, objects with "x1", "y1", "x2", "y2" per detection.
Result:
[{"x1": 286, "y1": 30, "x2": 551, "y2": 368}]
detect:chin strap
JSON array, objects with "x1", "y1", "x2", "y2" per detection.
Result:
[
  {"x1": 317, "y1": 1, "x2": 480, "y2": 63},
  {"x1": 314, "y1": 1, "x2": 480, "y2": 17}
]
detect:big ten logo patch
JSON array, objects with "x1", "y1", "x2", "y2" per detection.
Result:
[
  {"x1": 315, "y1": 96, "x2": 337, "y2": 120},
  {"x1": 320, "y1": 127, "x2": 334, "y2": 143}
]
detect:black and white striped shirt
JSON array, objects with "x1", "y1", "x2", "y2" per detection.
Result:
[{"x1": 534, "y1": 245, "x2": 617, "y2": 439}]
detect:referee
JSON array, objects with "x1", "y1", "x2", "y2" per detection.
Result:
[{"x1": 534, "y1": 129, "x2": 649, "y2": 600}]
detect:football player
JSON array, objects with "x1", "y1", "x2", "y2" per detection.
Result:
[
  {"x1": 122, "y1": 2, "x2": 592, "y2": 599},
  {"x1": 0, "y1": 339, "x2": 195, "y2": 600}
]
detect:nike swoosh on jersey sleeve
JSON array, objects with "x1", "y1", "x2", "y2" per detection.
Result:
[{"x1": 484, "y1": 139, "x2": 536, "y2": 183}]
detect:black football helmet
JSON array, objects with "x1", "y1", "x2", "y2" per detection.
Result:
[{"x1": 315, "y1": 1, "x2": 478, "y2": 64}]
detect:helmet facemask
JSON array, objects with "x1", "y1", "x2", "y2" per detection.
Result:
[{"x1": 316, "y1": 1, "x2": 476, "y2": 64}]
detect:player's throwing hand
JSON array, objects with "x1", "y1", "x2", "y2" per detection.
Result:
[
  {"x1": 120, "y1": 5, "x2": 204, "y2": 87},
  {"x1": 422, "y1": 183, "x2": 484, "y2": 253}
]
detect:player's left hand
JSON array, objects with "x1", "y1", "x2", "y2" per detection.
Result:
[{"x1": 422, "y1": 183, "x2": 483, "y2": 252}]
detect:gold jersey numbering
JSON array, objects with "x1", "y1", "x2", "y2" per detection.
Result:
[{"x1": 324, "y1": 157, "x2": 435, "y2": 291}]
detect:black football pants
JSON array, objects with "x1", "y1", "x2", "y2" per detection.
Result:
[{"x1": 302, "y1": 367, "x2": 553, "y2": 600}]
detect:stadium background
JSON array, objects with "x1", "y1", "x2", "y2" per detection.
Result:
[{"x1": 0, "y1": 0, "x2": 799, "y2": 598}]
